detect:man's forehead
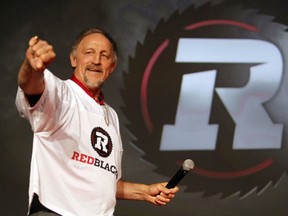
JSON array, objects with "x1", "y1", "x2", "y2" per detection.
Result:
[{"x1": 81, "y1": 33, "x2": 111, "y2": 46}]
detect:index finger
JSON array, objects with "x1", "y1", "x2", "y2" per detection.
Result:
[{"x1": 29, "y1": 35, "x2": 39, "y2": 47}]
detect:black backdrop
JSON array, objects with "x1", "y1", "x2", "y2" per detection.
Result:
[{"x1": 1, "y1": 0, "x2": 288, "y2": 215}]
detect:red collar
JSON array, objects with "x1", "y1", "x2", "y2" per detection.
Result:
[{"x1": 70, "y1": 74, "x2": 105, "y2": 105}]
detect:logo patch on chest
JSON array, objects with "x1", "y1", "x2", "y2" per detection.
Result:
[{"x1": 91, "y1": 127, "x2": 113, "y2": 158}]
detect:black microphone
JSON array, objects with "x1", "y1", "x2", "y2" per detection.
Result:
[{"x1": 165, "y1": 159, "x2": 194, "y2": 189}]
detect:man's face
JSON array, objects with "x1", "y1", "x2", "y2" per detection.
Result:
[{"x1": 70, "y1": 33, "x2": 116, "y2": 93}]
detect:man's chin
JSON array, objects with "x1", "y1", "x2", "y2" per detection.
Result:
[{"x1": 85, "y1": 80, "x2": 104, "y2": 91}]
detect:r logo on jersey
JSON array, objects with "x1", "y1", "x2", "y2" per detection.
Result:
[{"x1": 91, "y1": 127, "x2": 113, "y2": 158}]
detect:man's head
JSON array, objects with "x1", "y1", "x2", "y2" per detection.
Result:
[{"x1": 70, "y1": 27, "x2": 118, "y2": 95}]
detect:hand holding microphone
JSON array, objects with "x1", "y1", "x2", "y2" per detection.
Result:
[
  {"x1": 150, "y1": 159, "x2": 194, "y2": 205},
  {"x1": 166, "y1": 159, "x2": 194, "y2": 189}
]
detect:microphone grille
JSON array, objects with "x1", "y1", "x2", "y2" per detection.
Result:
[{"x1": 183, "y1": 159, "x2": 194, "y2": 171}]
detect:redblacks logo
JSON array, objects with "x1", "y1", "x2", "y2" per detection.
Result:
[
  {"x1": 71, "y1": 151, "x2": 118, "y2": 178},
  {"x1": 122, "y1": 1, "x2": 288, "y2": 197},
  {"x1": 91, "y1": 127, "x2": 113, "y2": 158}
]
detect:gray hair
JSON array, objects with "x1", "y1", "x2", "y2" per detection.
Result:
[{"x1": 71, "y1": 27, "x2": 118, "y2": 64}]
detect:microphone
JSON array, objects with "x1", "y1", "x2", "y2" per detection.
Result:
[{"x1": 165, "y1": 159, "x2": 194, "y2": 189}]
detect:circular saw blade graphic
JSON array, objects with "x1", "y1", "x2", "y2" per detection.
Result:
[{"x1": 121, "y1": 1, "x2": 288, "y2": 198}]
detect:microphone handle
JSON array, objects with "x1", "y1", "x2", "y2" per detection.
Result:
[{"x1": 166, "y1": 167, "x2": 188, "y2": 189}]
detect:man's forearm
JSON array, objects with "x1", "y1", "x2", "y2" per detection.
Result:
[
  {"x1": 116, "y1": 180, "x2": 148, "y2": 201},
  {"x1": 18, "y1": 58, "x2": 45, "y2": 95}
]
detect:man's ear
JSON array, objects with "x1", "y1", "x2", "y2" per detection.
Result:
[
  {"x1": 70, "y1": 53, "x2": 76, "y2": 68},
  {"x1": 110, "y1": 62, "x2": 117, "y2": 74}
]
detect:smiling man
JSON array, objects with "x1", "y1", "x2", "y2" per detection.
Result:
[{"x1": 16, "y1": 27, "x2": 179, "y2": 216}]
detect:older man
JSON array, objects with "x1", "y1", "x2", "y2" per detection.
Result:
[{"x1": 16, "y1": 27, "x2": 178, "y2": 216}]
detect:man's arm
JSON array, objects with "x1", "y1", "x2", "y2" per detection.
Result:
[
  {"x1": 18, "y1": 36, "x2": 56, "y2": 103},
  {"x1": 116, "y1": 179, "x2": 179, "y2": 206}
]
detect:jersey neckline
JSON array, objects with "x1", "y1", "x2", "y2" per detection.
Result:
[{"x1": 70, "y1": 74, "x2": 105, "y2": 105}]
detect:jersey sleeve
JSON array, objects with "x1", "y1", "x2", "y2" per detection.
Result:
[{"x1": 15, "y1": 69, "x2": 66, "y2": 133}]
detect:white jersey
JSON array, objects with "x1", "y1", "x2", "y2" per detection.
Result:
[{"x1": 16, "y1": 69, "x2": 123, "y2": 216}]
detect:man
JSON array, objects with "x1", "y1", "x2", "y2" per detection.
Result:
[{"x1": 15, "y1": 28, "x2": 179, "y2": 216}]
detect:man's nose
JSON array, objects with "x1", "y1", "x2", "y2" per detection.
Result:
[{"x1": 92, "y1": 54, "x2": 101, "y2": 64}]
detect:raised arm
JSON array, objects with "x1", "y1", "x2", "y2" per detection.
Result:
[
  {"x1": 18, "y1": 36, "x2": 56, "y2": 96},
  {"x1": 116, "y1": 179, "x2": 179, "y2": 206}
]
